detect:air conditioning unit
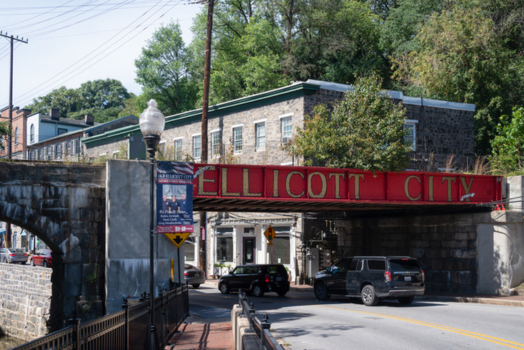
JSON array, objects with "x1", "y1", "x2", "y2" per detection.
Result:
[{"x1": 281, "y1": 137, "x2": 291, "y2": 145}]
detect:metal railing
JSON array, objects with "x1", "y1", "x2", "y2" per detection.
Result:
[
  {"x1": 11, "y1": 285, "x2": 189, "y2": 350},
  {"x1": 238, "y1": 292, "x2": 283, "y2": 350}
]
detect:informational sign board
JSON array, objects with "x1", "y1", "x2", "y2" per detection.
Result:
[
  {"x1": 264, "y1": 225, "x2": 275, "y2": 245},
  {"x1": 156, "y1": 162, "x2": 194, "y2": 233},
  {"x1": 165, "y1": 232, "x2": 191, "y2": 248}
]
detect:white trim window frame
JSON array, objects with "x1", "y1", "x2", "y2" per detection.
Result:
[
  {"x1": 232, "y1": 125, "x2": 243, "y2": 154},
  {"x1": 211, "y1": 129, "x2": 221, "y2": 158},
  {"x1": 280, "y1": 114, "x2": 293, "y2": 144},
  {"x1": 192, "y1": 134, "x2": 202, "y2": 161},
  {"x1": 112, "y1": 151, "x2": 120, "y2": 159},
  {"x1": 404, "y1": 119, "x2": 418, "y2": 151},
  {"x1": 158, "y1": 140, "x2": 166, "y2": 156},
  {"x1": 255, "y1": 121, "x2": 266, "y2": 152},
  {"x1": 174, "y1": 138, "x2": 183, "y2": 161}
]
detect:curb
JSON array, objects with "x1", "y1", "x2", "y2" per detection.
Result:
[{"x1": 418, "y1": 295, "x2": 524, "y2": 307}]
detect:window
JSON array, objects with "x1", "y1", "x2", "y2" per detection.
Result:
[
  {"x1": 113, "y1": 151, "x2": 119, "y2": 159},
  {"x1": 184, "y1": 237, "x2": 195, "y2": 262},
  {"x1": 174, "y1": 139, "x2": 183, "y2": 161},
  {"x1": 30, "y1": 151, "x2": 35, "y2": 160},
  {"x1": 30, "y1": 124, "x2": 35, "y2": 143},
  {"x1": 46, "y1": 146, "x2": 52, "y2": 160},
  {"x1": 55, "y1": 144, "x2": 62, "y2": 159},
  {"x1": 57, "y1": 128, "x2": 67, "y2": 135},
  {"x1": 158, "y1": 141, "x2": 166, "y2": 156},
  {"x1": 367, "y1": 259, "x2": 386, "y2": 271},
  {"x1": 14, "y1": 127, "x2": 19, "y2": 145},
  {"x1": 273, "y1": 226, "x2": 291, "y2": 265},
  {"x1": 404, "y1": 120, "x2": 418, "y2": 151},
  {"x1": 255, "y1": 122, "x2": 265, "y2": 151},
  {"x1": 233, "y1": 127, "x2": 242, "y2": 153},
  {"x1": 192, "y1": 135, "x2": 201, "y2": 160},
  {"x1": 38, "y1": 148, "x2": 43, "y2": 160},
  {"x1": 216, "y1": 227, "x2": 233, "y2": 262},
  {"x1": 211, "y1": 131, "x2": 221, "y2": 157},
  {"x1": 281, "y1": 116, "x2": 292, "y2": 144}
]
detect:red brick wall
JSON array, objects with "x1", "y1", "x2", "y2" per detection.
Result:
[{"x1": 0, "y1": 107, "x2": 31, "y2": 158}]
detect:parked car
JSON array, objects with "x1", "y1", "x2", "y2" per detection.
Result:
[
  {"x1": 29, "y1": 249, "x2": 53, "y2": 267},
  {"x1": 184, "y1": 264, "x2": 205, "y2": 288},
  {"x1": 218, "y1": 264, "x2": 290, "y2": 297},
  {"x1": 314, "y1": 256, "x2": 425, "y2": 306},
  {"x1": 0, "y1": 248, "x2": 28, "y2": 264}
]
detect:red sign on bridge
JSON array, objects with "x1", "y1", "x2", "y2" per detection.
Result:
[{"x1": 192, "y1": 164, "x2": 502, "y2": 213}]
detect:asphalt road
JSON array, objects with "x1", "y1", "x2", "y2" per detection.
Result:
[{"x1": 188, "y1": 284, "x2": 524, "y2": 350}]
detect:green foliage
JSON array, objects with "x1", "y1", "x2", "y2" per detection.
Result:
[
  {"x1": 288, "y1": 75, "x2": 411, "y2": 172},
  {"x1": 25, "y1": 79, "x2": 133, "y2": 123},
  {"x1": 135, "y1": 22, "x2": 199, "y2": 116},
  {"x1": 490, "y1": 107, "x2": 524, "y2": 173}
]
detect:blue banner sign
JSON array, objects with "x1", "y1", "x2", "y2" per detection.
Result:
[{"x1": 156, "y1": 162, "x2": 194, "y2": 233}]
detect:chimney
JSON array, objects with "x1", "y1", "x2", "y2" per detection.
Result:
[
  {"x1": 49, "y1": 108, "x2": 60, "y2": 120},
  {"x1": 84, "y1": 114, "x2": 95, "y2": 126}
]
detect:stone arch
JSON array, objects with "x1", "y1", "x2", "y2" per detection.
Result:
[{"x1": 0, "y1": 162, "x2": 106, "y2": 331}]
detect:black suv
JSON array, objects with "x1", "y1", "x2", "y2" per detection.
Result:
[
  {"x1": 314, "y1": 256, "x2": 424, "y2": 306},
  {"x1": 218, "y1": 264, "x2": 290, "y2": 297}
]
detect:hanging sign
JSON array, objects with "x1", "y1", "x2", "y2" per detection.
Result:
[
  {"x1": 157, "y1": 162, "x2": 194, "y2": 234},
  {"x1": 165, "y1": 232, "x2": 191, "y2": 248},
  {"x1": 264, "y1": 225, "x2": 275, "y2": 245}
]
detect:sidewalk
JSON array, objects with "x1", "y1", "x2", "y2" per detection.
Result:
[{"x1": 165, "y1": 279, "x2": 524, "y2": 349}]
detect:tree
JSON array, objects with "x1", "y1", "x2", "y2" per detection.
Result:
[
  {"x1": 25, "y1": 79, "x2": 133, "y2": 123},
  {"x1": 135, "y1": 22, "x2": 199, "y2": 116},
  {"x1": 392, "y1": 7, "x2": 520, "y2": 154},
  {"x1": 288, "y1": 75, "x2": 411, "y2": 172},
  {"x1": 490, "y1": 107, "x2": 524, "y2": 173}
]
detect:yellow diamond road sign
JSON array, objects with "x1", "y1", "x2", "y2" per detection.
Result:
[
  {"x1": 165, "y1": 232, "x2": 191, "y2": 248},
  {"x1": 264, "y1": 225, "x2": 275, "y2": 245}
]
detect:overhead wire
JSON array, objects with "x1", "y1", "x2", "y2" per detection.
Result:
[{"x1": 13, "y1": 0, "x2": 184, "y2": 108}]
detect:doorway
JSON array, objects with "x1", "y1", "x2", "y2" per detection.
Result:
[{"x1": 243, "y1": 237, "x2": 256, "y2": 264}]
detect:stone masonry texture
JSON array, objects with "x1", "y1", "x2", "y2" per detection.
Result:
[
  {"x1": 0, "y1": 162, "x2": 106, "y2": 333},
  {"x1": 0, "y1": 264, "x2": 52, "y2": 341}
]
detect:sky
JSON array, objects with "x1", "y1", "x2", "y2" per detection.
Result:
[{"x1": 0, "y1": 0, "x2": 202, "y2": 110}]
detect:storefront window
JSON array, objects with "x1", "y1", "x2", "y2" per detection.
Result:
[
  {"x1": 184, "y1": 238, "x2": 195, "y2": 262},
  {"x1": 216, "y1": 227, "x2": 234, "y2": 262},
  {"x1": 273, "y1": 226, "x2": 291, "y2": 264}
]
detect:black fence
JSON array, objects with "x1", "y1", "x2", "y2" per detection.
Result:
[
  {"x1": 11, "y1": 285, "x2": 189, "y2": 350},
  {"x1": 238, "y1": 292, "x2": 284, "y2": 350}
]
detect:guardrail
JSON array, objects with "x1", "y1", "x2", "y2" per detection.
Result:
[
  {"x1": 238, "y1": 292, "x2": 283, "y2": 350},
  {"x1": 11, "y1": 285, "x2": 189, "y2": 350}
]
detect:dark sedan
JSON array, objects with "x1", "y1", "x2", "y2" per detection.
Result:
[
  {"x1": 29, "y1": 249, "x2": 53, "y2": 267},
  {"x1": 184, "y1": 264, "x2": 205, "y2": 288}
]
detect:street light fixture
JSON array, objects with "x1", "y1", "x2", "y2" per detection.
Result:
[{"x1": 140, "y1": 99, "x2": 165, "y2": 350}]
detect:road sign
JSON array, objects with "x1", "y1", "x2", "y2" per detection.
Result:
[
  {"x1": 165, "y1": 232, "x2": 191, "y2": 248},
  {"x1": 264, "y1": 225, "x2": 275, "y2": 245}
]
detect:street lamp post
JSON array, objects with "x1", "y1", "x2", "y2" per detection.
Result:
[{"x1": 140, "y1": 99, "x2": 165, "y2": 350}]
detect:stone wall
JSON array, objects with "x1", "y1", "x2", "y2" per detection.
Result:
[
  {"x1": 0, "y1": 264, "x2": 52, "y2": 341},
  {"x1": 84, "y1": 139, "x2": 128, "y2": 161}
]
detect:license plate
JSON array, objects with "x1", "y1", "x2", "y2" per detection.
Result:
[
  {"x1": 405, "y1": 276, "x2": 412, "y2": 281},
  {"x1": 277, "y1": 277, "x2": 281, "y2": 281}
]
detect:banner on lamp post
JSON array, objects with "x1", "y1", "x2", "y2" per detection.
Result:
[{"x1": 156, "y1": 162, "x2": 194, "y2": 233}]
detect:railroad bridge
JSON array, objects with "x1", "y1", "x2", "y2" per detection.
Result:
[{"x1": 0, "y1": 160, "x2": 522, "y2": 339}]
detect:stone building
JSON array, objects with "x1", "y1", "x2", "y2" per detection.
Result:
[{"x1": 82, "y1": 80, "x2": 477, "y2": 283}]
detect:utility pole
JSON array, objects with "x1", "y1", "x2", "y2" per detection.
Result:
[
  {"x1": 1, "y1": 31, "x2": 29, "y2": 248},
  {"x1": 199, "y1": 0, "x2": 214, "y2": 273}
]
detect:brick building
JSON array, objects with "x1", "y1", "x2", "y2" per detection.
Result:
[
  {"x1": 0, "y1": 106, "x2": 32, "y2": 159},
  {"x1": 82, "y1": 80, "x2": 476, "y2": 281}
]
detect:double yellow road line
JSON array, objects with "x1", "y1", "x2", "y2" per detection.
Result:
[{"x1": 319, "y1": 305, "x2": 524, "y2": 349}]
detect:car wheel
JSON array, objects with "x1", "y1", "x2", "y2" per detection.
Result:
[
  {"x1": 43, "y1": 261, "x2": 48, "y2": 267},
  {"x1": 252, "y1": 284, "x2": 264, "y2": 297},
  {"x1": 398, "y1": 296, "x2": 415, "y2": 305},
  {"x1": 30, "y1": 259, "x2": 35, "y2": 266},
  {"x1": 2, "y1": 258, "x2": 7, "y2": 263},
  {"x1": 219, "y1": 282, "x2": 230, "y2": 294},
  {"x1": 361, "y1": 285, "x2": 379, "y2": 306},
  {"x1": 314, "y1": 282, "x2": 331, "y2": 301},
  {"x1": 276, "y1": 289, "x2": 287, "y2": 297},
  {"x1": 192, "y1": 284, "x2": 200, "y2": 289}
]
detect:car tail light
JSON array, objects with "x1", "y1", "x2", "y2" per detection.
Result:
[
  {"x1": 384, "y1": 271, "x2": 391, "y2": 282},
  {"x1": 421, "y1": 270, "x2": 425, "y2": 282},
  {"x1": 9, "y1": 254, "x2": 15, "y2": 257},
  {"x1": 24, "y1": 254, "x2": 28, "y2": 257},
  {"x1": 265, "y1": 274, "x2": 270, "y2": 283},
  {"x1": 184, "y1": 272, "x2": 189, "y2": 276}
]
